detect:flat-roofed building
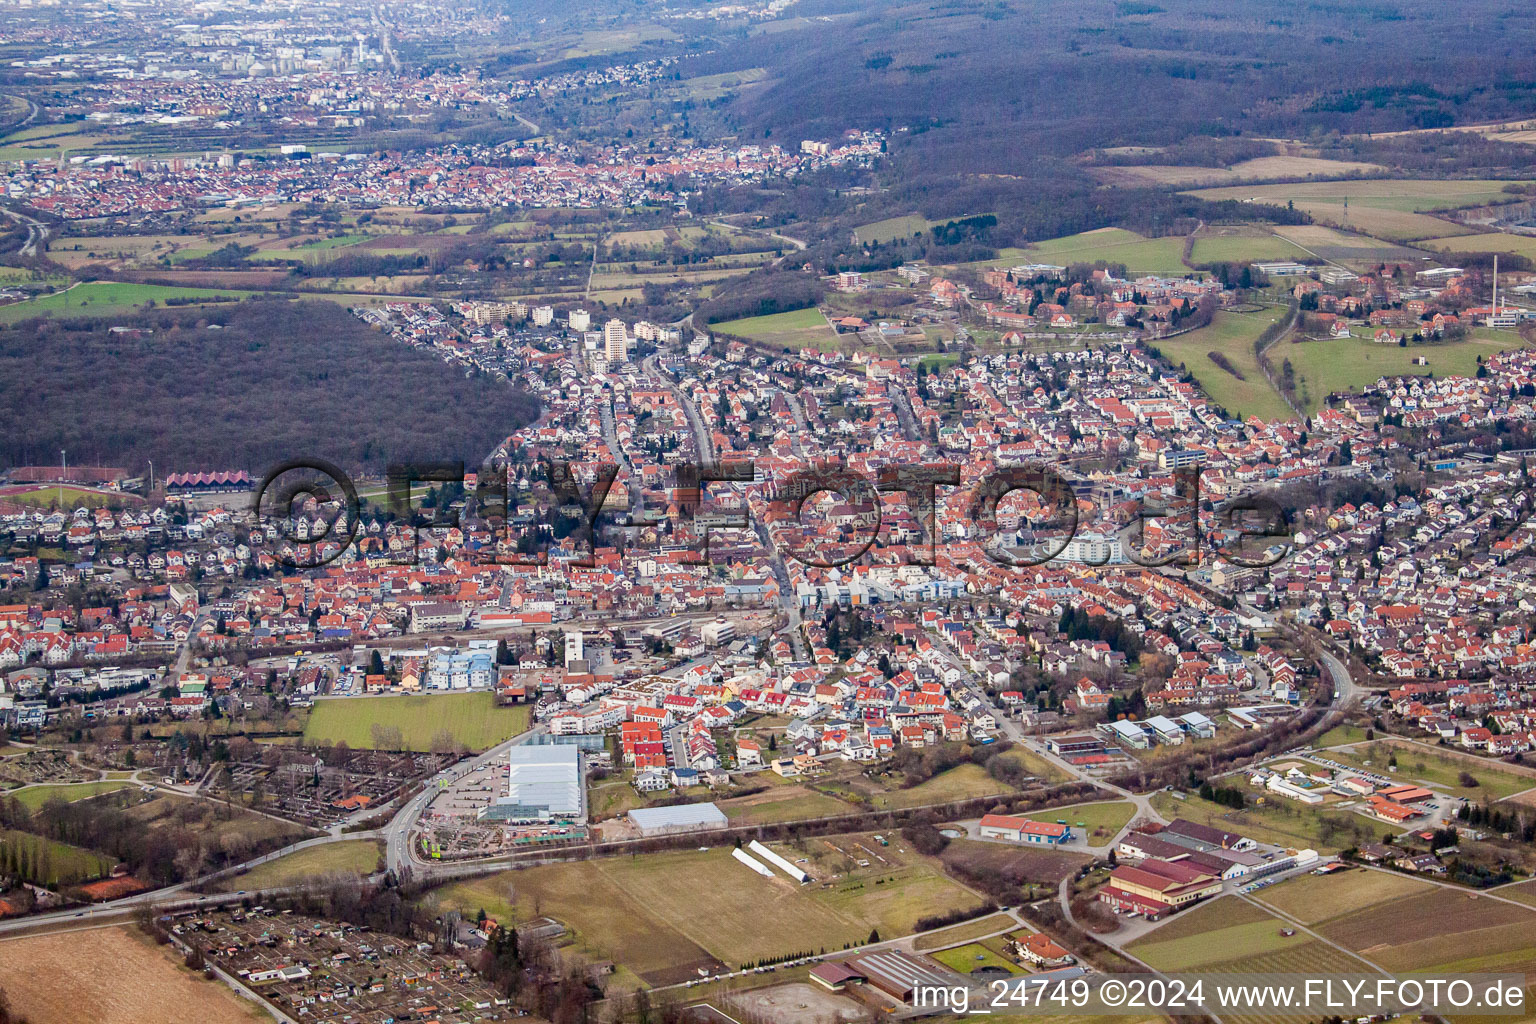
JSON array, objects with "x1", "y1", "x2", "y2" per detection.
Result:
[
  {"x1": 627, "y1": 802, "x2": 728, "y2": 836},
  {"x1": 479, "y1": 744, "x2": 586, "y2": 824}
]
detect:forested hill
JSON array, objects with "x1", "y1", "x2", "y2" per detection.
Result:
[
  {"x1": 0, "y1": 299, "x2": 539, "y2": 475},
  {"x1": 698, "y1": 0, "x2": 1536, "y2": 175}
]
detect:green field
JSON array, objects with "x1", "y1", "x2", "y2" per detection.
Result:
[
  {"x1": 0, "y1": 282, "x2": 257, "y2": 323},
  {"x1": 0, "y1": 485, "x2": 124, "y2": 509},
  {"x1": 1025, "y1": 800, "x2": 1136, "y2": 840},
  {"x1": 1252, "y1": 868, "x2": 1432, "y2": 926},
  {"x1": 1130, "y1": 898, "x2": 1309, "y2": 971},
  {"x1": 710, "y1": 306, "x2": 838, "y2": 349},
  {"x1": 870, "y1": 763, "x2": 1013, "y2": 810},
  {"x1": 854, "y1": 213, "x2": 990, "y2": 245},
  {"x1": 423, "y1": 839, "x2": 978, "y2": 982},
  {"x1": 12, "y1": 781, "x2": 135, "y2": 810},
  {"x1": 1314, "y1": 723, "x2": 1372, "y2": 748},
  {"x1": 1013, "y1": 227, "x2": 1190, "y2": 274},
  {"x1": 301, "y1": 693, "x2": 530, "y2": 752},
  {"x1": 1151, "y1": 306, "x2": 1296, "y2": 422},
  {"x1": 933, "y1": 941, "x2": 1023, "y2": 974},
  {"x1": 1279, "y1": 333, "x2": 1518, "y2": 414},
  {"x1": 1314, "y1": 885, "x2": 1536, "y2": 974},
  {"x1": 215, "y1": 840, "x2": 382, "y2": 891},
  {"x1": 1188, "y1": 233, "x2": 1310, "y2": 265},
  {"x1": 0, "y1": 828, "x2": 115, "y2": 886},
  {"x1": 1150, "y1": 791, "x2": 1370, "y2": 853},
  {"x1": 1420, "y1": 232, "x2": 1536, "y2": 260}
]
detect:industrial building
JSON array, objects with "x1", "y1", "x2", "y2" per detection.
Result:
[
  {"x1": 479, "y1": 744, "x2": 586, "y2": 824},
  {"x1": 977, "y1": 813, "x2": 1072, "y2": 845},
  {"x1": 627, "y1": 802, "x2": 728, "y2": 836}
]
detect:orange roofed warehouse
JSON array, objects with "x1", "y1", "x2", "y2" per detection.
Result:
[
  {"x1": 977, "y1": 813, "x2": 1072, "y2": 845},
  {"x1": 1098, "y1": 858, "x2": 1222, "y2": 921}
]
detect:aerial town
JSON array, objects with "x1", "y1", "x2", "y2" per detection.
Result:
[{"x1": 5, "y1": 0, "x2": 1536, "y2": 1022}]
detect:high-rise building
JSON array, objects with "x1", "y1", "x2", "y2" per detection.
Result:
[
  {"x1": 604, "y1": 318, "x2": 628, "y2": 362},
  {"x1": 569, "y1": 308, "x2": 591, "y2": 332}
]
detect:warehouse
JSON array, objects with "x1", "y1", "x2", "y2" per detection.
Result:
[
  {"x1": 977, "y1": 813, "x2": 1072, "y2": 845},
  {"x1": 479, "y1": 744, "x2": 586, "y2": 824},
  {"x1": 627, "y1": 802, "x2": 728, "y2": 836},
  {"x1": 844, "y1": 950, "x2": 960, "y2": 1004}
]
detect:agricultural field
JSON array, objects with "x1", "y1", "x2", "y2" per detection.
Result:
[
  {"x1": 710, "y1": 306, "x2": 838, "y2": 350},
  {"x1": 301, "y1": 693, "x2": 531, "y2": 752},
  {"x1": 0, "y1": 122, "x2": 117, "y2": 162},
  {"x1": 1315, "y1": 885, "x2": 1536, "y2": 975},
  {"x1": 214, "y1": 839, "x2": 382, "y2": 891},
  {"x1": 1323, "y1": 740, "x2": 1536, "y2": 800},
  {"x1": 0, "y1": 925, "x2": 269, "y2": 1024},
  {"x1": 911, "y1": 912, "x2": 1020, "y2": 951},
  {"x1": 1010, "y1": 227, "x2": 1189, "y2": 275},
  {"x1": 1149, "y1": 306, "x2": 1296, "y2": 422},
  {"x1": 1419, "y1": 232, "x2": 1536, "y2": 261},
  {"x1": 1092, "y1": 155, "x2": 1386, "y2": 188},
  {"x1": 1189, "y1": 179, "x2": 1531, "y2": 241},
  {"x1": 1272, "y1": 224, "x2": 1427, "y2": 266},
  {"x1": 1278, "y1": 332, "x2": 1518, "y2": 414},
  {"x1": 1129, "y1": 897, "x2": 1318, "y2": 971},
  {"x1": 0, "y1": 281, "x2": 256, "y2": 323},
  {"x1": 1188, "y1": 231, "x2": 1310, "y2": 265},
  {"x1": 12, "y1": 780, "x2": 136, "y2": 810},
  {"x1": 1251, "y1": 867, "x2": 1433, "y2": 926},
  {"x1": 422, "y1": 837, "x2": 979, "y2": 984}
]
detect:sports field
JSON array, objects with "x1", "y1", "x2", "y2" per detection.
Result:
[
  {"x1": 0, "y1": 281, "x2": 256, "y2": 323},
  {"x1": 1150, "y1": 307, "x2": 1296, "y2": 422},
  {"x1": 424, "y1": 837, "x2": 978, "y2": 982},
  {"x1": 0, "y1": 484, "x2": 127, "y2": 509},
  {"x1": 710, "y1": 306, "x2": 837, "y2": 349},
  {"x1": 215, "y1": 839, "x2": 382, "y2": 890},
  {"x1": 302, "y1": 693, "x2": 530, "y2": 752}
]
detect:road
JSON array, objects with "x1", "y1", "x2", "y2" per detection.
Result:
[
  {"x1": 644, "y1": 352, "x2": 714, "y2": 464},
  {"x1": 382, "y1": 725, "x2": 546, "y2": 878},
  {"x1": 0, "y1": 204, "x2": 50, "y2": 257}
]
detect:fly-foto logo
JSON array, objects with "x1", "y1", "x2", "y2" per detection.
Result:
[{"x1": 249, "y1": 457, "x2": 1293, "y2": 571}]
